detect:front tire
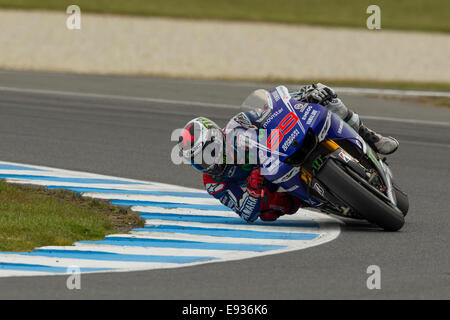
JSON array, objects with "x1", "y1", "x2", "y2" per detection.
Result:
[
  {"x1": 317, "y1": 159, "x2": 405, "y2": 231},
  {"x1": 393, "y1": 183, "x2": 409, "y2": 216}
]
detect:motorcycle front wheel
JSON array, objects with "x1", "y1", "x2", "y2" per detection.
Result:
[{"x1": 316, "y1": 159, "x2": 405, "y2": 231}]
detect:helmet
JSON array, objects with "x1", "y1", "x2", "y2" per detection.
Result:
[{"x1": 178, "y1": 117, "x2": 227, "y2": 176}]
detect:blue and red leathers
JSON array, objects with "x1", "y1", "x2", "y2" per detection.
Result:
[
  {"x1": 203, "y1": 170, "x2": 302, "y2": 222},
  {"x1": 202, "y1": 109, "x2": 303, "y2": 222}
]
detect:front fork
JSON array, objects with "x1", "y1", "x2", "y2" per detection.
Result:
[
  {"x1": 294, "y1": 140, "x2": 350, "y2": 209},
  {"x1": 267, "y1": 140, "x2": 352, "y2": 207},
  {"x1": 296, "y1": 139, "x2": 365, "y2": 217}
]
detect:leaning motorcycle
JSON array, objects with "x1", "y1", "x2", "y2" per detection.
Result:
[{"x1": 240, "y1": 86, "x2": 408, "y2": 231}]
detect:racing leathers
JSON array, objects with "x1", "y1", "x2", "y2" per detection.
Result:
[
  {"x1": 202, "y1": 102, "x2": 303, "y2": 222},
  {"x1": 203, "y1": 168, "x2": 303, "y2": 222}
]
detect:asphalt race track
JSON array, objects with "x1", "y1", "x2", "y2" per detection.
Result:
[{"x1": 0, "y1": 70, "x2": 448, "y2": 299}]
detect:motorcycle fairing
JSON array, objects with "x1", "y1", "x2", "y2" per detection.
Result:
[{"x1": 260, "y1": 86, "x2": 368, "y2": 205}]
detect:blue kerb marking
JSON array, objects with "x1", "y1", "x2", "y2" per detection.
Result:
[
  {"x1": 134, "y1": 225, "x2": 318, "y2": 240},
  {"x1": 0, "y1": 164, "x2": 43, "y2": 171},
  {"x1": 77, "y1": 237, "x2": 285, "y2": 252},
  {"x1": 0, "y1": 174, "x2": 146, "y2": 185},
  {"x1": 111, "y1": 200, "x2": 231, "y2": 211},
  {"x1": 0, "y1": 262, "x2": 113, "y2": 273},
  {"x1": 1, "y1": 250, "x2": 215, "y2": 264},
  {"x1": 140, "y1": 212, "x2": 320, "y2": 228},
  {"x1": 45, "y1": 186, "x2": 210, "y2": 198}
]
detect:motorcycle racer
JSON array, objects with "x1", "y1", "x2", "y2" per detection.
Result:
[{"x1": 177, "y1": 84, "x2": 399, "y2": 223}]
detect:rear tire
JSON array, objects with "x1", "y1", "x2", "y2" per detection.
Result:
[{"x1": 317, "y1": 159, "x2": 405, "y2": 231}]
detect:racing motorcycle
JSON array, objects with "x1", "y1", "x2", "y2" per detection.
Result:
[{"x1": 241, "y1": 86, "x2": 408, "y2": 231}]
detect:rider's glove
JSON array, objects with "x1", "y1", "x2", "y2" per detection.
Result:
[
  {"x1": 246, "y1": 168, "x2": 265, "y2": 198},
  {"x1": 300, "y1": 83, "x2": 337, "y2": 106}
]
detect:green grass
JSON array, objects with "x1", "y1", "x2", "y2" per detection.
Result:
[
  {"x1": 0, "y1": 180, "x2": 144, "y2": 252},
  {"x1": 252, "y1": 77, "x2": 450, "y2": 107},
  {"x1": 245, "y1": 77, "x2": 450, "y2": 92},
  {"x1": 202, "y1": 75, "x2": 450, "y2": 107},
  {"x1": 409, "y1": 97, "x2": 450, "y2": 108},
  {"x1": 0, "y1": 0, "x2": 449, "y2": 32},
  {"x1": 191, "y1": 73, "x2": 450, "y2": 91}
]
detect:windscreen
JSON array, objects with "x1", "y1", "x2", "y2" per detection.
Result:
[
  {"x1": 240, "y1": 89, "x2": 273, "y2": 113},
  {"x1": 239, "y1": 89, "x2": 274, "y2": 127}
]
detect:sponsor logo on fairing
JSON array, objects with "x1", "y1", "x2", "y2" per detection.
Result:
[
  {"x1": 282, "y1": 129, "x2": 300, "y2": 151},
  {"x1": 313, "y1": 182, "x2": 325, "y2": 197},
  {"x1": 317, "y1": 111, "x2": 332, "y2": 142},
  {"x1": 302, "y1": 106, "x2": 312, "y2": 120},
  {"x1": 262, "y1": 157, "x2": 281, "y2": 175},
  {"x1": 337, "y1": 120, "x2": 344, "y2": 135},
  {"x1": 283, "y1": 185, "x2": 299, "y2": 192},
  {"x1": 273, "y1": 167, "x2": 301, "y2": 184},
  {"x1": 294, "y1": 103, "x2": 307, "y2": 112},
  {"x1": 271, "y1": 90, "x2": 280, "y2": 102},
  {"x1": 338, "y1": 151, "x2": 352, "y2": 163},
  {"x1": 262, "y1": 108, "x2": 283, "y2": 128},
  {"x1": 306, "y1": 110, "x2": 318, "y2": 125}
]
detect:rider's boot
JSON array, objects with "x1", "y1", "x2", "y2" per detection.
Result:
[
  {"x1": 358, "y1": 124, "x2": 399, "y2": 155},
  {"x1": 327, "y1": 99, "x2": 399, "y2": 155}
]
